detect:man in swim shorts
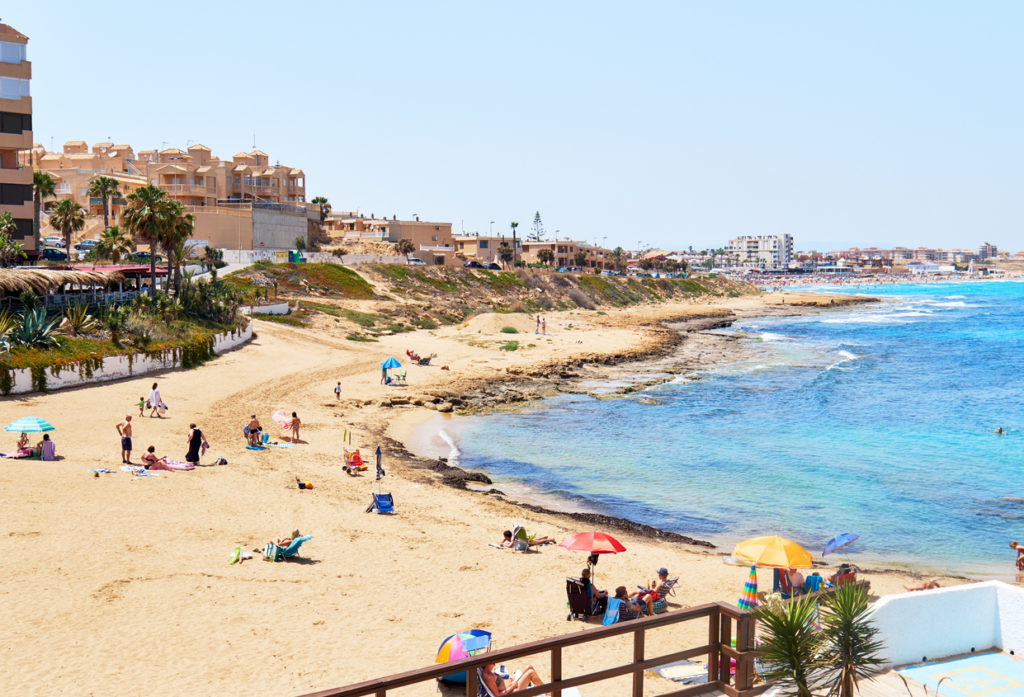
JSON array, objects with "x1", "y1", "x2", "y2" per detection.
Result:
[{"x1": 116, "y1": 415, "x2": 133, "y2": 464}]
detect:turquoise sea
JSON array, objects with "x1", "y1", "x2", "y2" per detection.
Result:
[{"x1": 433, "y1": 281, "x2": 1024, "y2": 577}]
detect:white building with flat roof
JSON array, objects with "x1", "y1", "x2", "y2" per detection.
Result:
[{"x1": 727, "y1": 234, "x2": 793, "y2": 269}]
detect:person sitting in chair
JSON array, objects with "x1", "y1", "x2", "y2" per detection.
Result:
[
  {"x1": 480, "y1": 663, "x2": 546, "y2": 695},
  {"x1": 499, "y1": 529, "x2": 555, "y2": 548},
  {"x1": 580, "y1": 567, "x2": 607, "y2": 600},
  {"x1": 616, "y1": 586, "x2": 649, "y2": 615}
]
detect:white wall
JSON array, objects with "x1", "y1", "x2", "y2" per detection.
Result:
[
  {"x1": 870, "y1": 581, "x2": 1023, "y2": 667},
  {"x1": 241, "y1": 302, "x2": 289, "y2": 316},
  {"x1": 253, "y1": 208, "x2": 307, "y2": 250},
  {"x1": 4, "y1": 322, "x2": 253, "y2": 395}
]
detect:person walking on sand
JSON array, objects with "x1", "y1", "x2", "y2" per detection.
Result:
[
  {"x1": 137, "y1": 396, "x2": 145, "y2": 417},
  {"x1": 535, "y1": 315, "x2": 540, "y2": 334},
  {"x1": 541, "y1": 317, "x2": 546, "y2": 335},
  {"x1": 185, "y1": 423, "x2": 209, "y2": 466},
  {"x1": 380, "y1": 365, "x2": 387, "y2": 385},
  {"x1": 116, "y1": 415, "x2": 134, "y2": 464},
  {"x1": 334, "y1": 381, "x2": 342, "y2": 400},
  {"x1": 148, "y1": 383, "x2": 163, "y2": 418},
  {"x1": 289, "y1": 412, "x2": 301, "y2": 442}
]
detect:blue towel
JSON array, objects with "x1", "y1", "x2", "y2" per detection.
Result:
[
  {"x1": 805, "y1": 574, "x2": 822, "y2": 593},
  {"x1": 602, "y1": 598, "x2": 622, "y2": 625}
]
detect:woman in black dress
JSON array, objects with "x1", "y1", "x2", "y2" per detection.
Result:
[{"x1": 185, "y1": 423, "x2": 209, "y2": 465}]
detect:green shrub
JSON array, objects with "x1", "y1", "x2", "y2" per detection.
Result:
[
  {"x1": 499, "y1": 340, "x2": 519, "y2": 351},
  {"x1": 500, "y1": 326, "x2": 518, "y2": 334}
]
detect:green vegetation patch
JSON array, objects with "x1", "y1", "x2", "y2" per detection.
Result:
[
  {"x1": 499, "y1": 340, "x2": 519, "y2": 351},
  {"x1": 228, "y1": 263, "x2": 376, "y2": 299},
  {"x1": 256, "y1": 313, "x2": 308, "y2": 327},
  {"x1": 500, "y1": 326, "x2": 518, "y2": 334}
]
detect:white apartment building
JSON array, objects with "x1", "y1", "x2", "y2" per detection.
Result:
[{"x1": 727, "y1": 234, "x2": 793, "y2": 269}]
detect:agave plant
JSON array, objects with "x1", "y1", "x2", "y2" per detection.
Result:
[
  {"x1": 755, "y1": 594, "x2": 825, "y2": 697},
  {"x1": 19, "y1": 290, "x2": 41, "y2": 312},
  {"x1": 101, "y1": 305, "x2": 127, "y2": 346},
  {"x1": 819, "y1": 582, "x2": 885, "y2": 697},
  {"x1": 60, "y1": 303, "x2": 100, "y2": 336},
  {"x1": 11, "y1": 307, "x2": 61, "y2": 348}
]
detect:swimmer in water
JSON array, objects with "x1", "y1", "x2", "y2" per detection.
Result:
[{"x1": 995, "y1": 427, "x2": 1004, "y2": 435}]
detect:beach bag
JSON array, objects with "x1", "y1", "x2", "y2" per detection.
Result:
[{"x1": 262, "y1": 543, "x2": 282, "y2": 562}]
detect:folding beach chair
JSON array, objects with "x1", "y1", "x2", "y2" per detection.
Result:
[
  {"x1": 566, "y1": 577, "x2": 590, "y2": 621},
  {"x1": 602, "y1": 598, "x2": 622, "y2": 625},
  {"x1": 475, "y1": 668, "x2": 582, "y2": 697},
  {"x1": 651, "y1": 576, "x2": 679, "y2": 614},
  {"x1": 511, "y1": 525, "x2": 530, "y2": 552},
  {"x1": 366, "y1": 491, "x2": 394, "y2": 514},
  {"x1": 262, "y1": 535, "x2": 312, "y2": 562}
]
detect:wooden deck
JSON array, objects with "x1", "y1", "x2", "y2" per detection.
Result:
[{"x1": 857, "y1": 670, "x2": 919, "y2": 697}]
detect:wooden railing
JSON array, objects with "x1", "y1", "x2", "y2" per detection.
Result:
[{"x1": 295, "y1": 601, "x2": 765, "y2": 697}]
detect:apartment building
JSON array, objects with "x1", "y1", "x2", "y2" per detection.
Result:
[
  {"x1": 325, "y1": 213, "x2": 456, "y2": 264},
  {"x1": 727, "y1": 234, "x2": 793, "y2": 269},
  {"x1": 978, "y1": 242, "x2": 998, "y2": 260},
  {"x1": 453, "y1": 234, "x2": 521, "y2": 264},
  {"x1": 0, "y1": 20, "x2": 32, "y2": 249},
  {"x1": 521, "y1": 239, "x2": 610, "y2": 269},
  {"x1": 30, "y1": 140, "x2": 306, "y2": 210}
]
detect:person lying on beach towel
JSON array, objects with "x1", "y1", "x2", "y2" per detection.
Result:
[{"x1": 904, "y1": 579, "x2": 940, "y2": 591}]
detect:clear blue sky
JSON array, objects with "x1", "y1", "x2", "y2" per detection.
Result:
[{"x1": 9, "y1": 1, "x2": 1023, "y2": 251}]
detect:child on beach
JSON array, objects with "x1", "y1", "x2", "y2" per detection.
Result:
[
  {"x1": 289, "y1": 412, "x2": 301, "y2": 442},
  {"x1": 137, "y1": 397, "x2": 145, "y2": 416}
]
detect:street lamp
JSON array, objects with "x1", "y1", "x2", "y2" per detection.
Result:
[{"x1": 489, "y1": 221, "x2": 495, "y2": 235}]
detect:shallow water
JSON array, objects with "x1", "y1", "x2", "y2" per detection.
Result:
[{"x1": 430, "y1": 281, "x2": 1024, "y2": 577}]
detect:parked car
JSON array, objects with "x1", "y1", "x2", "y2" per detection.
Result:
[
  {"x1": 130, "y1": 251, "x2": 165, "y2": 264},
  {"x1": 464, "y1": 260, "x2": 484, "y2": 269},
  {"x1": 43, "y1": 235, "x2": 65, "y2": 248},
  {"x1": 407, "y1": 257, "x2": 427, "y2": 266},
  {"x1": 40, "y1": 248, "x2": 68, "y2": 261},
  {"x1": 74, "y1": 239, "x2": 99, "y2": 252},
  {"x1": 486, "y1": 262, "x2": 502, "y2": 270}
]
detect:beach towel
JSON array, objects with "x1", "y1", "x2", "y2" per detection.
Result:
[
  {"x1": 602, "y1": 598, "x2": 622, "y2": 625},
  {"x1": 120, "y1": 465, "x2": 159, "y2": 477},
  {"x1": 1, "y1": 451, "x2": 31, "y2": 458},
  {"x1": 246, "y1": 445, "x2": 266, "y2": 451},
  {"x1": 805, "y1": 574, "x2": 822, "y2": 593},
  {"x1": 89, "y1": 468, "x2": 114, "y2": 474},
  {"x1": 268, "y1": 442, "x2": 293, "y2": 449},
  {"x1": 164, "y1": 459, "x2": 195, "y2": 471}
]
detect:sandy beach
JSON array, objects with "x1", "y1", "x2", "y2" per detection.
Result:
[{"x1": 0, "y1": 292, "x2": 961, "y2": 697}]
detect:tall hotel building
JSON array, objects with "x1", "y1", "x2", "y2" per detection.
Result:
[{"x1": 0, "y1": 19, "x2": 32, "y2": 250}]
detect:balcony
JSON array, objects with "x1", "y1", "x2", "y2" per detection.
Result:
[{"x1": 161, "y1": 183, "x2": 216, "y2": 196}]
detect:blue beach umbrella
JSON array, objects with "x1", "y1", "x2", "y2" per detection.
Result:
[
  {"x1": 823, "y1": 533, "x2": 859, "y2": 557},
  {"x1": 4, "y1": 417, "x2": 54, "y2": 433},
  {"x1": 381, "y1": 356, "x2": 401, "y2": 369}
]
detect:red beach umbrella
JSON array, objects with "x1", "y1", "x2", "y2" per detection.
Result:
[{"x1": 559, "y1": 531, "x2": 627, "y2": 554}]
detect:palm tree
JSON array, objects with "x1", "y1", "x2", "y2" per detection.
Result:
[
  {"x1": 395, "y1": 238, "x2": 415, "y2": 261},
  {"x1": 510, "y1": 221, "x2": 519, "y2": 266},
  {"x1": 32, "y1": 171, "x2": 56, "y2": 252},
  {"x1": 311, "y1": 195, "x2": 330, "y2": 226},
  {"x1": 87, "y1": 176, "x2": 121, "y2": 230},
  {"x1": 121, "y1": 185, "x2": 172, "y2": 297},
  {"x1": 0, "y1": 211, "x2": 25, "y2": 267},
  {"x1": 820, "y1": 583, "x2": 884, "y2": 697},
  {"x1": 608, "y1": 246, "x2": 626, "y2": 271},
  {"x1": 94, "y1": 225, "x2": 133, "y2": 264},
  {"x1": 161, "y1": 201, "x2": 194, "y2": 294},
  {"x1": 537, "y1": 248, "x2": 554, "y2": 266},
  {"x1": 48, "y1": 199, "x2": 86, "y2": 254}
]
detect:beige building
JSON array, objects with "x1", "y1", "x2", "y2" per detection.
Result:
[
  {"x1": 521, "y1": 239, "x2": 610, "y2": 270},
  {"x1": 0, "y1": 20, "x2": 32, "y2": 249},
  {"x1": 29, "y1": 140, "x2": 306, "y2": 210},
  {"x1": 325, "y1": 213, "x2": 457, "y2": 265},
  {"x1": 453, "y1": 234, "x2": 521, "y2": 264}
]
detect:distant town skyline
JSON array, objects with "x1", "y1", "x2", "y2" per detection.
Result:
[{"x1": 10, "y1": 1, "x2": 1024, "y2": 251}]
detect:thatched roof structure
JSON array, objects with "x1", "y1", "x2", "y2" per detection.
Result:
[{"x1": 0, "y1": 269, "x2": 125, "y2": 295}]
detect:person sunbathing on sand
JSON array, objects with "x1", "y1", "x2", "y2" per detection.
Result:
[
  {"x1": 141, "y1": 446, "x2": 172, "y2": 471},
  {"x1": 16, "y1": 432, "x2": 28, "y2": 452},
  {"x1": 499, "y1": 530, "x2": 555, "y2": 548},
  {"x1": 276, "y1": 529, "x2": 301, "y2": 547},
  {"x1": 904, "y1": 579, "x2": 940, "y2": 591},
  {"x1": 480, "y1": 662, "x2": 546, "y2": 695}
]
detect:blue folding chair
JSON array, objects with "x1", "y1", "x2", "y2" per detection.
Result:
[{"x1": 366, "y1": 492, "x2": 394, "y2": 514}]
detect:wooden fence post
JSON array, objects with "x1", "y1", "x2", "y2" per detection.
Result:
[
  {"x1": 735, "y1": 612, "x2": 755, "y2": 692},
  {"x1": 551, "y1": 645, "x2": 562, "y2": 697},
  {"x1": 707, "y1": 605, "x2": 720, "y2": 685},
  {"x1": 719, "y1": 612, "x2": 733, "y2": 684},
  {"x1": 633, "y1": 627, "x2": 645, "y2": 697}
]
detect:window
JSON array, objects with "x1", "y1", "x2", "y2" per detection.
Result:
[
  {"x1": 0, "y1": 182, "x2": 31, "y2": 205},
  {"x1": 0, "y1": 77, "x2": 29, "y2": 99},
  {"x1": 0, "y1": 41, "x2": 26, "y2": 64},
  {"x1": 0, "y1": 111, "x2": 30, "y2": 134},
  {"x1": 479, "y1": 240, "x2": 489, "y2": 249}
]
